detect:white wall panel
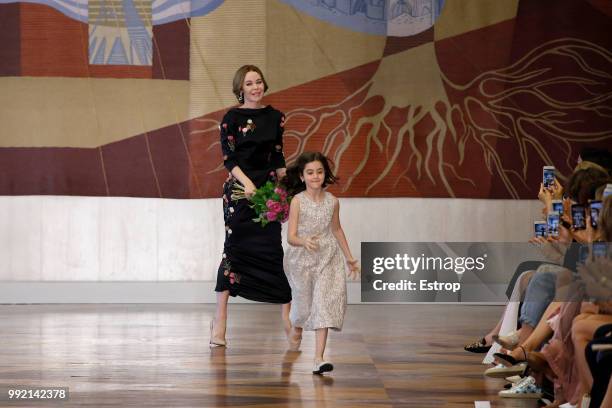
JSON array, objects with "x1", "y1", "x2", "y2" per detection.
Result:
[{"x1": 1, "y1": 196, "x2": 542, "y2": 284}]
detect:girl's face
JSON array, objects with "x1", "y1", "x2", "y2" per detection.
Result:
[
  {"x1": 301, "y1": 161, "x2": 325, "y2": 190},
  {"x1": 242, "y1": 71, "x2": 264, "y2": 105}
]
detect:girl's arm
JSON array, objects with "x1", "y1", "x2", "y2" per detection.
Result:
[
  {"x1": 287, "y1": 197, "x2": 319, "y2": 251},
  {"x1": 330, "y1": 198, "x2": 359, "y2": 278}
]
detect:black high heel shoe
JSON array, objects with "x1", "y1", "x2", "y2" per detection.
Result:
[{"x1": 494, "y1": 346, "x2": 527, "y2": 366}]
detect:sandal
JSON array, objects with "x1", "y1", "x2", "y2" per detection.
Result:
[
  {"x1": 209, "y1": 320, "x2": 227, "y2": 348},
  {"x1": 464, "y1": 337, "x2": 491, "y2": 353},
  {"x1": 494, "y1": 346, "x2": 527, "y2": 367}
]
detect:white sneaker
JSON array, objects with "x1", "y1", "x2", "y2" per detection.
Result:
[
  {"x1": 505, "y1": 375, "x2": 523, "y2": 384},
  {"x1": 484, "y1": 363, "x2": 527, "y2": 378},
  {"x1": 498, "y1": 376, "x2": 542, "y2": 399}
]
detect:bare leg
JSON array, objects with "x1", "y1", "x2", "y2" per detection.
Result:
[
  {"x1": 483, "y1": 317, "x2": 503, "y2": 345},
  {"x1": 282, "y1": 303, "x2": 292, "y2": 337},
  {"x1": 500, "y1": 301, "x2": 559, "y2": 363},
  {"x1": 315, "y1": 328, "x2": 329, "y2": 363},
  {"x1": 212, "y1": 290, "x2": 229, "y2": 343},
  {"x1": 572, "y1": 314, "x2": 612, "y2": 400}
]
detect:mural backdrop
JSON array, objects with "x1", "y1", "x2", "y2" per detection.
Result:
[{"x1": 0, "y1": 0, "x2": 610, "y2": 198}]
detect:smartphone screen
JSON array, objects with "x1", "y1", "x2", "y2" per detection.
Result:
[
  {"x1": 578, "y1": 244, "x2": 590, "y2": 265},
  {"x1": 572, "y1": 204, "x2": 586, "y2": 230},
  {"x1": 547, "y1": 213, "x2": 560, "y2": 237},
  {"x1": 543, "y1": 166, "x2": 555, "y2": 189},
  {"x1": 590, "y1": 200, "x2": 602, "y2": 229},
  {"x1": 534, "y1": 221, "x2": 547, "y2": 238},
  {"x1": 592, "y1": 242, "x2": 608, "y2": 259},
  {"x1": 552, "y1": 200, "x2": 563, "y2": 215}
]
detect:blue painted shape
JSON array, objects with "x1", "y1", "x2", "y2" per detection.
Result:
[
  {"x1": 280, "y1": 0, "x2": 446, "y2": 36},
  {"x1": 0, "y1": 0, "x2": 225, "y2": 26},
  {"x1": 107, "y1": 37, "x2": 129, "y2": 65},
  {"x1": 92, "y1": 37, "x2": 107, "y2": 65}
]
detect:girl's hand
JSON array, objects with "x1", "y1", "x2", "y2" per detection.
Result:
[
  {"x1": 346, "y1": 258, "x2": 360, "y2": 280},
  {"x1": 303, "y1": 235, "x2": 319, "y2": 252}
]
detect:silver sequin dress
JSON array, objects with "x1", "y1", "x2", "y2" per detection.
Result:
[{"x1": 284, "y1": 191, "x2": 347, "y2": 331}]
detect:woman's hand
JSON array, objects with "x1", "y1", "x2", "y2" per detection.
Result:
[
  {"x1": 571, "y1": 214, "x2": 599, "y2": 244},
  {"x1": 538, "y1": 183, "x2": 553, "y2": 211},
  {"x1": 303, "y1": 235, "x2": 319, "y2": 252},
  {"x1": 244, "y1": 181, "x2": 257, "y2": 199},
  {"x1": 346, "y1": 258, "x2": 360, "y2": 280}
]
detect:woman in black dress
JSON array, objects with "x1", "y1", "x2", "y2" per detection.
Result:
[{"x1": 210, "y1": 65, "x2": 292, "y2": 346}]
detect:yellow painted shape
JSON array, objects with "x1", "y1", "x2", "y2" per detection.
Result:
[
  {"x1": 266, "y1": 0, "x2": 386, "y2": 95},
  {"x1": 435, "y1": 0, "x2": 519, "y2": 41},
  {"x1": 188, "y1": 0, "x2": 386, "y2": 117},
  {"x1": 0, "y1": 77, "x2": 190, "y2": 148}
]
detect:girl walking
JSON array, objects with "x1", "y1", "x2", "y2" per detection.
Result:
[{"x1": 283, "y1": 152, "x2": 360, "y2": 374}]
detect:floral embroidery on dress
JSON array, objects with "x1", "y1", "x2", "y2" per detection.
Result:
[
  {"x1": 221, "y1": 257, "x2": 241, "y2": 285},
  {"x1": 226, "y1": 134, "x2": 235, "y2": 152},
  {"x1": 241, "y1": 118, "x2": 256, "y2": 136}
]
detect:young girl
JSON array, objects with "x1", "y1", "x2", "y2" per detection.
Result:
[{"x1": 282, "y1": 152, "x2": 360, "y2": 375}]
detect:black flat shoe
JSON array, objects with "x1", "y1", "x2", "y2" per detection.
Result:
[{"x1": 464, "y1": 337, "x2": 491, "y2": 353}]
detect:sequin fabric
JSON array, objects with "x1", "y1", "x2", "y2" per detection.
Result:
[{"x1": 284, "y1": 191, "x2": 347, "y2": 331}]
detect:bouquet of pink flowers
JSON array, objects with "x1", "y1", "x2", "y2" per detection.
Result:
[{"x1": 232, "y1": 181, "x2": 291, "y2": 226}]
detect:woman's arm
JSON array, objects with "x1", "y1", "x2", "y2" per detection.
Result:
[
  {"x1": 330, "y1": 198, "x2": 359, "y2": 277},
  {"x1": 271, "y1": 113, "x2": 286, "y2": 180},
  {"x1": 287, "y1": 197, "x2": 318, "y2": 251},
  {"x1": 230, "y1": 166, "x2": 256, "y2": 198},
  {"x1": 219, "y1": 115, "x2": 256, "y2": 197}
]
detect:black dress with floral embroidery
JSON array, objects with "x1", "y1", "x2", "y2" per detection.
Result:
[{"x1": 215, "y1": 105, "x2": 292, "y2": 303}]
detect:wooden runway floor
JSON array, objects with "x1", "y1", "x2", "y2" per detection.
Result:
[{"x1": 0, "y1": 304, "x2": 537, "y2": 407}]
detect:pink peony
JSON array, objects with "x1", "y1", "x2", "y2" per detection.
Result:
[
  {"x1": 227, "y1": 135, "x2": 234, "y2": 141},
  {"x1": 222, "y1": 123, "x2": 227, "y2": 129},
  {"x1": 266, "y1": 211, "x2": 276, "y2": 222},
  {"x1": 266, "y1": 199, "x2": 275, "y2": 209},
  {"x1": 269, "y1": 201, "x2": 283, "y2": 213}
]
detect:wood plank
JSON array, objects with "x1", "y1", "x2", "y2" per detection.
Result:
[{"x1": 0, "y1": 304, "x2": 537, "y2": 407}]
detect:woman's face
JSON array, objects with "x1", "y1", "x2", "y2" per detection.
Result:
[{"x1": 242, "y1": 71, "x2": 264, "y2": 105}]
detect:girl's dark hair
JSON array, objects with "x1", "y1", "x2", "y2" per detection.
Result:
[
  {"x1": 566, "y1": 167, "x2": 610, "y2": 205},
  {"x1": 282, "y1": 152, "x2": 338, "y2": 196}
]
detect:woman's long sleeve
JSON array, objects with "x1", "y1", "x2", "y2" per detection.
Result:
[
  {"x1": 220, "y1": 113, "x2": 237, "y2": 172},
  {"x1": 270, "y1": 113, "x2": 286, "y2": 169}
]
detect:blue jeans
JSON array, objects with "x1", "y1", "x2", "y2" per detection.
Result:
[{"x1": 519, "y1": 267, "x2": 558, "y2": 328}]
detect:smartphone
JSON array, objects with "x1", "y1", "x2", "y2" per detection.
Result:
[
  {"x1": 543, "y1": 166, "x2": 556, "y2": 189},
  {"x1": 534, "y1": 221, "x2": 547, "y2": 238},
  {"x1": 571, "y1": 204, "x2": 586, "y2": 230},
  {"x1": 592, "y1": 242, "x2": 608, "y2": 259},
  {"x1": 589, "y1": 200, "x2": 602, "y2": 229},
  {"x1": 578, "y1": 244, "x2": 590, "y2": 265},
  {"x1": 551, "y1": 199, "x2": 563, "y2": 215},
  {"x1": 546, "y1": 213, "x2": 559, "y2": 238}
]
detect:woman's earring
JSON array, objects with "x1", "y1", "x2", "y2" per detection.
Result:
[{"x1": 238, "y1": 92, "x2": 244, "y2": 104}]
